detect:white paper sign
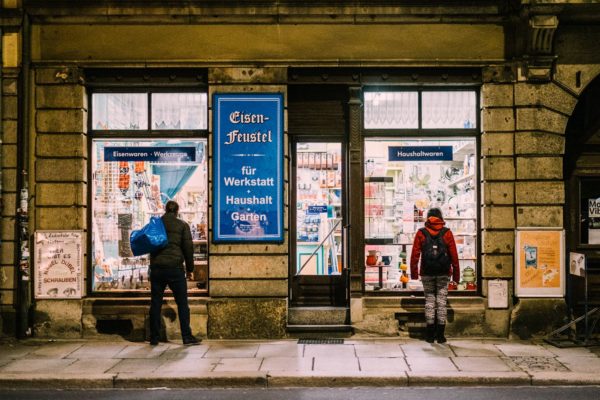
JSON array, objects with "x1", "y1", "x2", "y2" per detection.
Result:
[
  {"x1": 569, "y1": 252, "x2": 586, "y2": 277},
  {"x1": 589, "y1": 198, "x2": 600, "y2": 217},
  {"x1": 35, "y1": 231, "x2": 84, "y2": 299},
  {"x1": 488, "y1": 280, "x2": 508, "y2": 309}
]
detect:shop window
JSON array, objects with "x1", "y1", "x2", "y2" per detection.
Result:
[
  {"x1": 364, "y1": 91, "x2": 418, "y2": 129},
  {"x1": 364, "y1": 89, "x2": 477, "y2": 130},
  {"x1": 92, "y1": 93, "x2": 148, "y2": 130},
  {"x1": 422, "y1": 91, "x2": 477, "y2": 129},
  {"x1": 152, "y1": 93, "x2": 207, "y2": 130},
  {"x1": 580, "y1": 178, "x2": 600, "y2": 245},
  {"x1": 92, "y1": 92, "x2": 207, "y2": 131},
  {"x1": 90, "y1": 83, "x2": 209, "y2": 294},
  {"x1": 91, "y1": 139, "x2": 208, "y2": 293},
  {"x1": 364, "y1": 138, "x2": 478, "y2": 293}
]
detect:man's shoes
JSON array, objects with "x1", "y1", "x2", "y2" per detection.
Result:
[
  {"x1": 149, "y1": 338, "x2": 159, "y2": 346},
  {"x1": 183, "y1": 335, "x2": 201, "y2": 346}
]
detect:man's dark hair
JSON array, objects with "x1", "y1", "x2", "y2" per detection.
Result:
[
  {"x1": 165, "y1": 200, "x2": 179, "y2": 214},
  {"x1": 427, "y1": 207, "x2": 443, "y2": 220}
]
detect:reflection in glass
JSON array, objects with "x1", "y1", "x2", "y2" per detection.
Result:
[
  {"x1": 422, "y1": 91, "x2": 477, "y2": 129},
  {"x1": 92, "y1": 93, "x2": 148, "y2": 130},
  {"x1": 91, "y1": 139, "x2": 208, "y2": 292},
  {"x1": 364, "y1": 92, "x2": 418, "y2": 129},
  {"x1": 152, "y1": 93, "x2": 207, "y2": 130}
]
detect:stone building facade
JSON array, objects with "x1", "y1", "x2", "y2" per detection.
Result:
[{"x1": 1, "y1": 1, "x2": 600, "y2": 340}]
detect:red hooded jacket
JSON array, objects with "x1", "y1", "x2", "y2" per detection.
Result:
[{"x1": 410, "y1": 216, "x2": 460, "y2": 281}]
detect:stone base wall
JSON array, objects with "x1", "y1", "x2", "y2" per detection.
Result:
[
  {"x1": 208, "y1": 298, "x2": 287, "y2": 339},
  {"x1": 35, "y1": 299, "x2": 208, "y2": 341}
]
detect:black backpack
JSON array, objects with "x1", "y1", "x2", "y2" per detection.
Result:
[{"x1": 419, "y1": 227, "x2": 451, "y2": 276}]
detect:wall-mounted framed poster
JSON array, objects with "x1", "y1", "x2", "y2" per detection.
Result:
[{"x1": 515, "y1": 228, "x2": 565, "y2": 297}]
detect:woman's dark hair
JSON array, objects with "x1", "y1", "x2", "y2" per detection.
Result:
[
  {"x1": 427, "y1": 207, "x2": 443, "y2": 220},
  {"x1": 165, "y1": 200, "x2": 179, "y2": 214}
]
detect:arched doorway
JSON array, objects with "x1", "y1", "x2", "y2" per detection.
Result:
[{"x1": 565, "y1": 74, "x2": 600, "y2": 318}]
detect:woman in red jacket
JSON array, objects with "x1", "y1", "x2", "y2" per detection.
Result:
[{"x1": 410, "y1": 207, "x2": 460, "y2": 343}]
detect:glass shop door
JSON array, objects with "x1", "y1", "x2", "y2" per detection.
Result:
[{"x1": 290, "y1": 141, "x2": 348, "y2": 307}]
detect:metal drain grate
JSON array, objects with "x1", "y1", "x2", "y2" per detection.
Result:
[{"x1": 298, "y1": 338, "x2": 344, "y2": 344}]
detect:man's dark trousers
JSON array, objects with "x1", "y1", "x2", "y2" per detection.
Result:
[{"x1": 149, "y1": 267, "x2": 192, "y2": 341}]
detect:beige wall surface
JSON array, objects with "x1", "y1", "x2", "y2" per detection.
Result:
[{"x1": 32, "y1": 24, "x2": 505, "y2": 64}]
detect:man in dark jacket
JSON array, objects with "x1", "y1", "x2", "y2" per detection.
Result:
[{"x1": 149, "y1": 200, "x2": 199, "y2": 346}]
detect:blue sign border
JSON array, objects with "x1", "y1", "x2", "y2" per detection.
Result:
[{"x1": 213, "y1": 93, "x2": 284, "y2": 243}]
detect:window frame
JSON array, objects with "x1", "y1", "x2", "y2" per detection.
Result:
[
  {"x1": 87, "y1": 81, "x2": 209, "y2": 297},
  {"x1": 362, "y1": 86, "x2": 480, "y2": 136},
  {"x1": 360, "y1": 86, "x2": 481, "y2": 297}
]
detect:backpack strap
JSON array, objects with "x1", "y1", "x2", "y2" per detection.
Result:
[{"x1": 420, "y1": 227, "x2": 448, "y2": 239}]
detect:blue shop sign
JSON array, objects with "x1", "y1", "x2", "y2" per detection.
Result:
[
  {"x1": 104, "y1": 147, "x2": 196, "y2": 162},
  {"x1": 213, "y1": 93, "x2": 284, "y2": 243},
  {"x1": 388, "y1": 146, "x2": 453, "y2": 161},
  {"x1": 307, "y1": 205, "x2": 328, "y2": 214}
]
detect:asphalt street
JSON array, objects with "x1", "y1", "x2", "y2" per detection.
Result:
[{"x1": 2, "y1": 387, "x2": 600, "y2": 400}]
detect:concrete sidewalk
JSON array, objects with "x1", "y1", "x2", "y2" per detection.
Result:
[{"x1": 1, "y1": 337, "x2": 600, "y2": 389}]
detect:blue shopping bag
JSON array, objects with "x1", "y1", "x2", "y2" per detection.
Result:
[{"x1": 130, "y1": 216, "x2": 168, "y2": 256}]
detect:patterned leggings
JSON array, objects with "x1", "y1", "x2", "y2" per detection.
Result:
[{"x1": 421, "y1": 275, "x2": 450, "y2": 325}]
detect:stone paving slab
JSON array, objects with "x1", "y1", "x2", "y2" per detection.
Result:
[
  {"x1": 260, "y1": 356, "x2": 314, "y2": 372},
  {"x1": 256, "y1": 343, "x2": 304, "y2": 358},
  {"x1": 304, "y1": 344, "x2": 357, "y2": 358},
  {"x1": 314, "y1": 356, "x2": 360, "y2": 371},
  {"x1": 159, "y1": 357, "x2": 220, "y2": 373},
  {"x1": 495, "y1": 343, "x2": 556, "y2": 357},
  {"x1": 203, "y1": 344, "x2": 259, "y2": 358},
  {"x1": 358, "y1": 357, "x2": 410, "y2": 372},
  {"x1": 159, "y1": 345, "x2": 210, "y2": 359},
  {"x1": 106, "y1": 358, "x2": 165, "y2": 373},
  {"x1": 449, "y1": 341, "x2": 504, "y2": 357},
  {"x1": 405, "y1": 356, "x2": 457, "y2": 372},
  {"x1": 0, "y1": 358, "x2": 76, "y2": 373},
  {"x1": 556, "y1": 356, "x2": 600, "y2": 372},
  {"x1": 214, "y1": 357, "x2": 263, "y2": 372},
  {"x1": 23, "y1": 342, "x2": 83, "y2": 358},
  {"x1": 451, "y1": 356, "x2": 514, "y2": 372},
  {"x1": 354, "y1": 343, "x2": 404, "y2": 358},
  {"x1": 66, "y1": 343, "x2": 128, "y2": 359},
  {"x1": 61, "y1": 358, "x2": 121, "y2": 374}
]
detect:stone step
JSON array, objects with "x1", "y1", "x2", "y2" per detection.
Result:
[{"x1": 288, "y1": 307, "x2": 349, "y2": 325}]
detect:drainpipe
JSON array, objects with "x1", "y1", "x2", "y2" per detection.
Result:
[
  {"x1": 16, "y1": 11, "x2": 31, "y2": 339},
  {"x1": 0, "y1": 27, "x2": 3, "y2": 315}
]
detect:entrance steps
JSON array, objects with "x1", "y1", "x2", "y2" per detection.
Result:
[
  {"x1": 360, "y1": 296, "x2": 487, "y2": 338},
  {"x1": 287, "y1": 306, "x2": 353, "y2": 337}
]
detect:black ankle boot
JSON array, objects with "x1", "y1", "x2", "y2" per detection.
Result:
[
  {"x1": 425, "y1": 324, "x2": 435, "y2": 343},
  {"x1": 436, "y1": 324, "x2": 447, "y2": 343}
]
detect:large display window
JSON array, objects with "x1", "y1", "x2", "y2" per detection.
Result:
[
  {"x1": 91, "y1": 139, "x2": 208, "y2": 293},
  {"x1": 364, "y1": 138, "x2": 478, "y2": 292}
]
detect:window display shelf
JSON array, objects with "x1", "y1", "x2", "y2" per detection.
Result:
[{"x1": 447, "y1": 173, "x2": 474, "y2": 187}]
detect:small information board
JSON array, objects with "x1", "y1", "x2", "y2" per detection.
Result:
[
  {"x1": 34, "y1": 230, "x2": 84, "y2": 299},
  {"x1": 488, "y1": 280, "x2": 509, "y2": 309}
]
